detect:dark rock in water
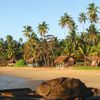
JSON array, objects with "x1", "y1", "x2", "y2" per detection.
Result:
[
  {"x1": 0, "y1": 88, "x2": 32, "y2": 93},
  {"x1": 0, "y1": 88, "x2": 43, "y2": 100},
  {"x1": 36, "y1": 77, "x2": 94, "y2": 100}
]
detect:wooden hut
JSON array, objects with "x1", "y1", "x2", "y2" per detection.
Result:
[
  {"x1": 54, "y1": 56, "x2": 75, "y2": 67},
  {"x1": 86, "y1": 56, "x2": 100, "y2": 67},
  {"x1": 7, "y1": 59, "x2": 15, "y2": 66}
]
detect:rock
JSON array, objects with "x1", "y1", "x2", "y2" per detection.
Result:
[
  {"x1": 90, "y1": 88, "x2": 100, "y2": 96},
  {"x1": 0, "y1": 88, "x2": 43, "y2": 100},
  {"x1": 36, "y1": 77, "x2": 93, "y2": 100}
]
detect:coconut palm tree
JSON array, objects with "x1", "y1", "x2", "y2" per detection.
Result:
[
  {"x1": 6, "y1": 35, "x2": 13, "y2": 43},
  {"x1": 23, "y1": 32, "x2": 38, "y2": 59},
  {"x1": 59, "y1": 12, "x2": 74, "y2": 31},
  {"x1": 87, "y1": 3, "x2": 100, "y2": 24},
  {"x1": 78, "y1": 12, "x2": 87, "y2": 32},
  {"x1": 59, "y1": 12, "x2": 77, "y2": 58},
  {"x1": 59, "y1": 12, "x2": 77, "y2": 41},
  {"x1": 19, "y1": 38, "x2": 23, "y2": 44},
  {"x1": 62, "y1": 38, "x2": 76, "y2": 57},
  {"x1": 77, "y1": 43, "x2": 97, "y2": 65},
  {"x1": 87, "y1": 24, "x2": 99, "y2": 45},
  {"x1": 37, "y1": 21, "x2": 49, "y2": 37},
  {"x1": 23, "y1": 25, "x2": 33, "y2": 37},
  {"x1": 0, "y1": 38, "x2": 4, "y2": 51},
  {"x1": 59, "y1": 12, "x2": 75, "y2": 44},
  {"x1": 5, "y1": 35, "x2": 15, "y2": 60},
  {"x1": 0, "y1": 38, "x2": 5, "y2": 60},
  {"x1": 37, "y1": 22, "x2": 56, "y2": 66}
]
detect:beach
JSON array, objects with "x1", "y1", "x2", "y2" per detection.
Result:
[{"x1": 0, "y1": 67, "x2": 100, "y2": 89}]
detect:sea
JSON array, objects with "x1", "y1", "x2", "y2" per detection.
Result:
[{"x1": 0, "y1": 75, "x2": 43, "y2": 91}]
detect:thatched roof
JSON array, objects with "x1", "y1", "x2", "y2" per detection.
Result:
[
  {"x1": 54, "y1": 56, "x2": 68, "y2": 64},
  {"x1": 86, "y1": 56, "x2": 100, "y2": 61},
  {"x1": 8, "y1": 59, "x2": 15, "y2": 63},
  {"x1": 26, "y1": 57, "x2": 34, "y2": 63}
]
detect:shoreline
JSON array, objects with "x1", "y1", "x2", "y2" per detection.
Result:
[{"x1": 0, "y1": 67, "x2": 100, "y2": 88}]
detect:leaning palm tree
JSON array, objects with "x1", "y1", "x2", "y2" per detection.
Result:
[
  {"x1": 23, "y1": 25, "x2": 33, "y2": 37},
  {"x1": 59, "y1": 12, "x2": 75, "y2": 44},
  {"x1": 87, "y1": 3, "x2": 100, "y2": 24},
  {"x1": 78, "y1": 12, "x2": 87, "y2": 32},
  {"x1": 59, "y1": 12, "x2": 74, "y2": 31},
  {"x1": 59, "y1": 12, "x2": 77, "y2": 58},
  {"x1": 37, "y1": 21, "x2": 49, "y2": 37},
  {"x1": 59, "y1": 12, "x2": 77, "y2": 40}
]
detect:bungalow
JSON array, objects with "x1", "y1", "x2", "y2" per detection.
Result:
[
  {"x1": 86, "y1": 56, "x2": 100, "y2": 67},
  {"x1": 54, "y1": 56, "x2": 75, "y2": 67},
  {"x1": 7, "y1": 59, "x2": 15, "y2": 66}
]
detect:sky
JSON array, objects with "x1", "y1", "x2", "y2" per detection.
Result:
[{"x1": 0, "y1": 0, "x2": 100, "y2": 42}]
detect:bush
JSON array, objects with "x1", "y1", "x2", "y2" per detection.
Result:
[
  {"x1": 15, "y1": 59, "x2": 26, "y2": 67},
  {"x1": 75, "y1": 61, "x2": 91, "y2": 66},
  {"x1": 75, "y1": 61, "x2": 84, "y2": 66}
]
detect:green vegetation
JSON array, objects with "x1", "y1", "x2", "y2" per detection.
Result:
[
  {"x1": 15, "y1": 59, "x2": 26, "y2": 67},
  {"x1": 74, "y1": 66, "x2": 100, "y2": 70},
  {"x1": 0, "y1": 2, "x2": 100, "y2": 68}
]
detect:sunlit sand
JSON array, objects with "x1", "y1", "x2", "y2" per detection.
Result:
[{"x1": 0, "y1": 67, "x2": 100, "y2": 89}]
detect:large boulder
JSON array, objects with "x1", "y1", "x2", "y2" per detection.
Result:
[{"x1": 36, "y1": 77, "x2": 93, "y2": 100}]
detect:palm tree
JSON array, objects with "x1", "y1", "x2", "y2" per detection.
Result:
[
  {"x1": 0, "y1": 38, "x2": 5, "y2": 60},
  {"x1": 77, "y1": 43, "x2": 97, "y2": 65},
  {"x1": 19, "y1": 38, "x2": 23, "y2": 44},
  {"x1": 23, "y1": 32, "x2": 38, "y2": 59},
  {"x1": 37, "y1": 22, "x2": 56, "y2": 66},
  {"x1": 6, "y1": 35, "x2": 13, "y2": 43},
  {"x1": 59, "y1": 12, "x2": 77, "y2": 41},
  {"x1": 23, "y1": 41, "x2": 34, "y2": 59},
  {"x1": 23, "y1": 25, "x2": 33, "y2": 37},
  {"x1": 59, "y1": 12, "x2": 74, "y2": 31},
  {"x1": 59, "y1": 12, "x2": 73, "y2": 44},
  {"x1": 87, "y1": 24, "x2": 99, "y2": 45},
  {"x1": 87, "y1": 3, "x2": 100, "y2": 24},
  {"x1": 0, "y1": 38, "x2": 7, "y2": 59},
  {"x1": 62, "y1": 38, "x2": 76, "y2": 57},
  {"x1": 5, "y1": 35, "x2": 15, "y2": 60},
  {"x1": 59, "y1": 12, "x2": 77, "y2": 59},
  {"x1": 0, "y1": 38, "x2": 4, "y2": 51},
  {"x1": 37, "y1": 21, "x2": 49, "y2": 37},
  {"x1": 78, "y1": 12, "x2": 87, "y2": 32}
]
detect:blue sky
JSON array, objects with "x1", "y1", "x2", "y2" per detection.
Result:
[{"x1": 0, "y1": 0, "x2": 100, "y2": 41}]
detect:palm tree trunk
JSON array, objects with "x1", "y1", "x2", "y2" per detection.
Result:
[
  {"x1": 83, "y1": 23, "x2": 84, "y2": 33},
  {"x1": 84, "y1": 56, "x2": 87, "y2": 65}
]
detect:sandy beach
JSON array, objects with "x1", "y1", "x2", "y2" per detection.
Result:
[{"x1": 0, "y1": 67, "x2": 100, "y2": 89}]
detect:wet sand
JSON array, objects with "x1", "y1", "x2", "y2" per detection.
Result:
[{"x1": 0, "y1": 67, "x2": 100, "y2": 89}]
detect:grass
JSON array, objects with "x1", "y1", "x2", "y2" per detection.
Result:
[
  {"x1": 15, "y1": 59, "x2": 26, "y2": 67},
  {"x1": 74, "y1": 66, "x2": 100, "y2": 70}
]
